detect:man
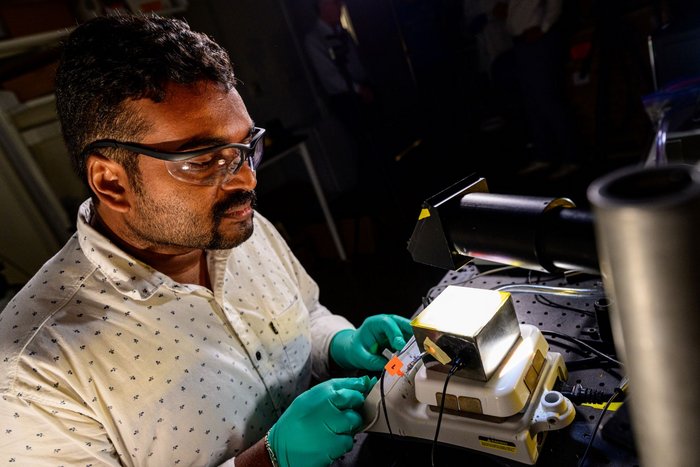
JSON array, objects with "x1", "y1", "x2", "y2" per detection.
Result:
[
  {"x1": 463, "y1": 0, "x2": 516, "y2": 131},
  {"x1": 504, "y1": 0, "x2": 581, "y2": 178},
  {"x1": 304, "y1": 0, "x2": 374, "y2": 117},
  {"x1": 0, "y1": 15, "x2": 412, "y2": 467},
  {"x1": 304, "y1": 0, "x2": 381, "y2": 183}
]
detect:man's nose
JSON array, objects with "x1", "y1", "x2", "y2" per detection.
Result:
[{"x1": 219, "y1": 160, "x2": 257, "y2": 191}]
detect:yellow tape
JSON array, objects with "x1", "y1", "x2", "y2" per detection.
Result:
[
  {"x1": 423, "y1": 336, "x2": 451, "y2": 365},
  {"x1": 582, "y1": 402, "x2": 623, "y2": 412},
  {"x1": 418, "y1": 208, "x2": 431, "y2": 221}
]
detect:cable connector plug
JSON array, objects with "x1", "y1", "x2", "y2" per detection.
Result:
[{"x1": 558, "y1": 383, "x2": 617, "y2": 405}]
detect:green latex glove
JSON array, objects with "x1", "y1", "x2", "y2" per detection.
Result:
[
  {"x1": 330, "y1": 314, "x2": 413, "y2": 371},
  {"x1": 268, "y1": 376, "x2": 375, "y2": 467}
]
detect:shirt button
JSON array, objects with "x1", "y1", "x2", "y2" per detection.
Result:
[{"x1": 255, "y1": 351, "x2": 262, "y2": 361}]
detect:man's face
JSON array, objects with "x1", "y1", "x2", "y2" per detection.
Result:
[{"x1": 121, "y1": 81, "x2": 257, "y2": 252}]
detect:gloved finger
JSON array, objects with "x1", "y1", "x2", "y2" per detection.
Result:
[
  {"x1": 367, "y1": 376, "x2": 378, "y2": 392},
  {"x1": 324, "y1": 408, "x2": 364, "y2": 434},
  {"x1": 387, "y1": 315, "x2": 413, "y2": 349},
  {"x1": 392, "y1": 315, "x2": 414, "y2": 339},
  {"x1": 350, "y1": 345, "x2": 388, "y2": 371},
  {"x1": 328, "y1": 376, "x2": 375, "y2": 401},
  {"x1": 344, "y1": 408, "x2": 364, "y2": 433},
  {"x1": 366, "y1": 316, "x2": 407, "y2": 352},
  {"x1": 363, "y1": 354, "x2": 389, "y2": 372},
  {"x1": 329, "y1": 375, "x2": 375, "y2": 393},
  {"x1": 329, "y1": 387, "x2": 365, "y2": 410}
]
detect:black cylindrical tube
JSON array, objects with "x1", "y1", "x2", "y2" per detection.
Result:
[
  {"x1": 539, "y1": 208, "x2": 599, "y2": 273},
  {"x1": 447, "y1": 192, "x2": 598, "y2": 273}
]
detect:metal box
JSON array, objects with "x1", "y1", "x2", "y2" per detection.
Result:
[{"x1": 410, "y1": 285, "x2": 521, "y2": 381}]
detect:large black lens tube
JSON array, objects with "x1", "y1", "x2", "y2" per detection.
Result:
[
  {"x1": 588, "y1": 163, "x2": 700, "y2": 467},
  {"x1": 446, "y1": 192, "x2": 599, "y2": 273}
]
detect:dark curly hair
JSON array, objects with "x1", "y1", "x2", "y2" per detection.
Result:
[{"x1": 55, "y1": 14, "x2": 237, "y2": 184}]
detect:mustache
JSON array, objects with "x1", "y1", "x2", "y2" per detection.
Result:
[{"x1": 213, "y1": 190, "x2": 257, "y2": 217}]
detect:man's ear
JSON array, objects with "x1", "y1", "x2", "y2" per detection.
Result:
[{"x1": 86, "y1": 154, "x2": 132, "y2": 212}]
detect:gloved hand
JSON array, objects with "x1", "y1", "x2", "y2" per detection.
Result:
[
  {"x1": 330, "y1": 314, "x2": 413, "y2": 371},
  {"x1": 267, "y1": 376, "x2": 375, "y2": 467}
]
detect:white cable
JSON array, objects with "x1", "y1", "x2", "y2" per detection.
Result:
[{"x1": 494, "y1": 283, "x2": 604, "y2": 297}]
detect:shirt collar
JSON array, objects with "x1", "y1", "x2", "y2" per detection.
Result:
[{"x1": 76, "y1": 199, "x2": 226, "y2": 300}]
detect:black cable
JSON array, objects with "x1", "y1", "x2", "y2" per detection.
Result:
[
  {"x1": 430, "y1": 359, "x2": 462, "y2": 467},
  {"x1": 528, "y1": 272, "x2": 601, "y2": 314},
  {"x1": 527, "y1": 269, "x2": 565, "y2": 285},
  {"x1": 535, "y1": 294, "x2": 595, "y2": 316},
  {"x1": 564, "y1": 356, "x2": 620, "y2": 375},
  {"x1": 542, "y1": 330, "x2": 623, "y2": 367},
  {"x1": 547, "y1": 340, "x2": 610, "y2": 366},
  {"x1": 557, "y1": 356, "x2": 623, "y2": 382},
  {"x1": 577, "y1": 388, "x2": 623, "y2": 467}
]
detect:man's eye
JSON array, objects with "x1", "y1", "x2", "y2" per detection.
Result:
[{"x1": 180, "y1": 156, "x2": 223, "y2": 171}]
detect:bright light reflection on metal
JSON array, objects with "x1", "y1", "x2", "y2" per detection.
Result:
[{"x1": 413, "y1": 288, "x2": 510, "y2": 336}]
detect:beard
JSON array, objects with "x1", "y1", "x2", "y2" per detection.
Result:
[
  {"x1": 209, "y1": 190, "x2": 257, "y2": 249},
  {"x1": 126, "y1": 189, "x2": 257, "y2": 250}
]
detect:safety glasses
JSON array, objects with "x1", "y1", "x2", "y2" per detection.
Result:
[{"x1": 82, "y1": 127, "x2": 266, "y2": 186}]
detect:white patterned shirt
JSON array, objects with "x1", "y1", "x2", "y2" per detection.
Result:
[{"x1": 0, "y1": 200, "x2": 353, "y2": 466}]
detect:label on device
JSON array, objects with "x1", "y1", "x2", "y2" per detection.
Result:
[
  {"x1": 385, "y1": 355, "x2": 405, "y2": 377},
  {"x1": 478, "y1": 436, "x2": 517, "y2": 453}
]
